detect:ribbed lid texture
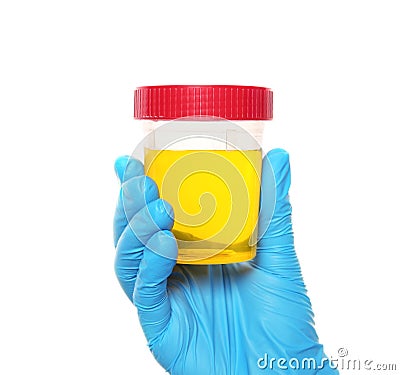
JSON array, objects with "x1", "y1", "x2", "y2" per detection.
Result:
[{"x1": 134, "y1": 85, "x2": 273, "y2": 120}]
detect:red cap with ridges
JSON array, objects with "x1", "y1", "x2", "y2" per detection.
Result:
[{"x1": 134, "y1": 85, "x2": 273, "y2": 120}]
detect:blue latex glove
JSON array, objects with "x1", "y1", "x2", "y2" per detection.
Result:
[{"x1": 114, "y1": 149, "x2": 337, "y2": 375}]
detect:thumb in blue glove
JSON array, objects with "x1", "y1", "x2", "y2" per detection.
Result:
[{"x1": 114, "y1": 149, "x2": 338, "y2": 375}]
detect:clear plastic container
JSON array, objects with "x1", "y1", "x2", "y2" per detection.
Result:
[{"x1": 134, "y1": 85, "x2": 273, "y2": 264}]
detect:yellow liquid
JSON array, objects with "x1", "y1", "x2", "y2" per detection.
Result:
[{"x1": 144, "y1": 148, "x2": 262, "y2": 264}]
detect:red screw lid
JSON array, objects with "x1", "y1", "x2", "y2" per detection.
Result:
[{"x1": 134, "y1": 85, "x2": 273, "y2": 120}]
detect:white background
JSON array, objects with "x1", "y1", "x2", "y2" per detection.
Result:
[{"x1": 1, "y1": 0, "x2": 399, "y2": 374}]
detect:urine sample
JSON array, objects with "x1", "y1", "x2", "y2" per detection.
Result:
[{"x1": 134, "y1": 85, "x2": 273, "y2": 264}]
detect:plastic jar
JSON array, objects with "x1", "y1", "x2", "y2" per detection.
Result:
[{"x1": 134, "y1": 85, "x2": 273, "y2": 264}]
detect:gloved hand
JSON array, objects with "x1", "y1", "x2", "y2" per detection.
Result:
[{"x1": 114, "y1": 149, "x2": 337, "y2": 375}]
